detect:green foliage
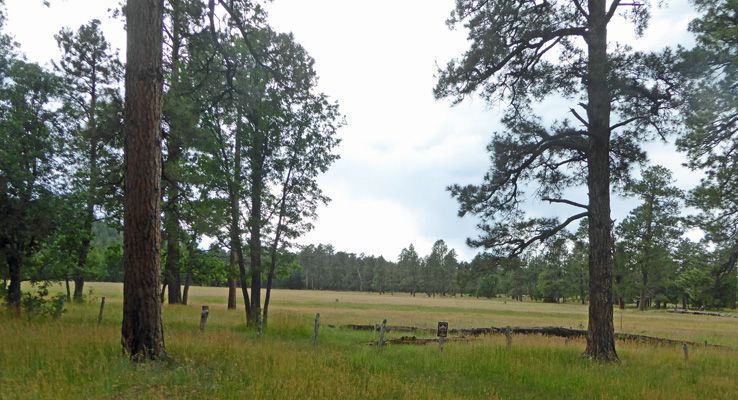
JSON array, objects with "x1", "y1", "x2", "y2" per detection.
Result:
[
  {"x1": 678, "y1": 0, "x2": 738, "y2": 287},
  {"x1": 616, "y1": 166, "x2": 684, "y2": 309},
  {"x1": 16, "y1": 284, "x2": 66, "y2": 318},
  {"x1": 438, "y1": 1, "x2": 681, "y2": 258}
]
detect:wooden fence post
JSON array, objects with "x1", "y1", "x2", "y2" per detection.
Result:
[
  {"x1": 200, "y1": 306, "x2": 209, "y2": 332},
  {"x1": 682, "y1": 342, "x2": 689, "y2": 361},
  {"x1": 438, "y1": 336, "x2": 445, "y2": 352},
  {"x1": 378, "y1": 319, "x2": 387, "y2": 350},
  {"x1": 98, "y1": 297, "x2": 105, "y2": 324},
  {"x1": 505, "y1": 326, "x2": 512, "y2": 349},
  {"x1": 312, "y1": 313, "x2": 320, "y2": 345},
  {"x1": 258, "y1": 315, "x2": 263, "y2": 336}
]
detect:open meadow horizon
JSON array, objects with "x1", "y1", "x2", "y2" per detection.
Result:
[{"x1": 2, "y1": 282, "x2": 737, "y2": 399}]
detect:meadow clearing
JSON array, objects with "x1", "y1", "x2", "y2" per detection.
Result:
[{"x1": 1, "y1": 282, "x2": 737, "y2": 399}]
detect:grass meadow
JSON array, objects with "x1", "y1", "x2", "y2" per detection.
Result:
[{"x1": 1, "y1": 282, "x2": 738, "y2": 399}]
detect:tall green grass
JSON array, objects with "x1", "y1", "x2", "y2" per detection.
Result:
[{"x1": 1, "y1": 282, "x2": 737, "y2": 399}]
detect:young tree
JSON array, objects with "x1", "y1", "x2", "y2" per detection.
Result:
[
  {"x1": 120, "y1": 0, "x2": 167, "y2": 361},
  {"x1": 436, "y1": 0, "x2": 680, "y2": 361},
  {"x1": 616, "y1": 166, "x2": 683, "y2": 311},
  {"x1": 398, "y1": 244, "x2": 421, "y2": 296},
  {"x1": 0, "y1": 51, "x2": 60, "y2": 306},
  {"x1": 53, "y1": 19, "x2": 123, "y2": 301}
]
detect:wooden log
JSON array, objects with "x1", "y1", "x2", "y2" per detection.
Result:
[
  {"x1": 350, "y1": 323, "x2": 738, "y2": 351},
  {"x1": 200, "y1": 306, "x2": 209, "y2": 332},
  {"x1": 667, "y1": 309, "x2": 737, "y2": 318},
  {"x1": 98, "y1": 297, "x2": 105, "y2": 324},
  {"x1": 344, "y1": 324, "x2": 418, "y2": 332}
]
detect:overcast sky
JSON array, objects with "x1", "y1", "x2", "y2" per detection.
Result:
[{"x1": 4, "y1": 0, "x2": 700, "y2": 261}]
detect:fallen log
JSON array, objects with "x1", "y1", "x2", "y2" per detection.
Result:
[
  {"x1": 346, "y1": 324, "x2": 738, "y2": 351},
  {"x1": 363, "y1": 336, "x2": 475, "y2": 346},
  {"x1": 344, "y1": 324, "x2": 419, "y2": 332},
  {"x1": 666, "y1": 309, "x2": 738, "y2": 318}
]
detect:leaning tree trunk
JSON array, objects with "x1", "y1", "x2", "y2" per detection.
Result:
[
  {"x1": 121, "y1": 0, "x2": 166, "y2": 361},
  {"x1": 583, "y1": 0, "x2": 618, "y2": 362}
]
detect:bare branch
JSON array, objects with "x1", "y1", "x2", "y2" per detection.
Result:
[{"x1": 542, "y1": 197, "x2": 589, "y2": 210}]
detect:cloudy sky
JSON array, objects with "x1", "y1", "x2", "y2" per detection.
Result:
[{"x1": 4, "y1": 0, "x2": 700, "y2": 261}]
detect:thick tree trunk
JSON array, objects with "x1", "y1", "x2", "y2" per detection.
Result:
[
  {"x1": 73, "y1": 277, "x2": 85, "y2": 301},
  {"x1": 7, "y1": 251, "x2": 22, "y2": 307},
  {"x1": 121, "y1": 0, "x2": 166, "y2": 361},
  {"x1": 583, "y1": 0, "x2": 618, "y2": 362}
]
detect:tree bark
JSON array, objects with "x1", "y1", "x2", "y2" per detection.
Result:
[
  {"x1": 247, "y1": 128, "x2": 265, "y2": 327},
  {"x1": 7, "y1": 250, "x2": 22, "y2": 307},
  {"x1": 639, "y1": 269, "x2": 648, "y2": 312},
  {"x1": 121, "y1": 0, "x2": 166, "y2": 361},
  {"x1": 583, "y1": 0, "x2": 618, "y2": 362}
]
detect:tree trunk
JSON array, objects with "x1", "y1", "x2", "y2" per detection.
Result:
[
  {"x1": 583, "y1": 0, "x2": 618, "y2": 362},
  {"x1": 163, "y1": 186, "x2": 183, "y2": 305},
  {"x1": 65, "y1": 272, "x2": 71, "y2": 302},
  {"x1": 263, "y1": 168, "x2": 291, "y2": 327},
  {"x1": 227, "y1": 132, "x2": 244, "y2": 312},
  {"x1": 7, "y1": 251, "x2": 22, "y2": 307},
  {"x1": 248, "y1": 131, "x2": 265, "y2": 327},
  {"x1": 121, "y1": 0, "x2": 166, "y2": 361},
  {"x1": 639, "y1": 269, "x2": 648, "y2": 311},
  {"x1": 182, "y1": 270, "x2": 192, "y2": 305},
  {"x1": 73, "y1": 277, "x2": 85, "y2": 301}
]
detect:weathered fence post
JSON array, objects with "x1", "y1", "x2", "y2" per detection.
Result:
[
  {"x1": 98, "y1": 297, "x2": 105, "y2": 324},
  {"x1": 682, "y1": 342, "x2": 689, "y2": 361},
  {"x1": 505, "y1": 326, "x2": 512, "y2": 349},
  {"x1": 200, "y1": 306, "x2": 209, "y2": 332},
  {"x1": 378, "y1": 319, "x2": 387, "y2": 350},
  {"x1": 312, "y1": 313, "x2": 320, "y2": 345},
  {"x1": 258, "y1": 315, "x2": 263, "y2": 336},
  {"x1": 438, "y1": 336, "x2": 445, "y2": 352}
]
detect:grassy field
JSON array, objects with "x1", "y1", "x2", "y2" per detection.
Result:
[{"x1": 2, "y1": 282, "x2": 737, "y2": 399}]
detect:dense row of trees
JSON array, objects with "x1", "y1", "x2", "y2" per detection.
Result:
[{"x1": 0, "y1": 0, "x2": 342, "y2": 359}]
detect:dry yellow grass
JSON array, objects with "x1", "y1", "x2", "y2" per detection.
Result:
[{"x1": 3, "y1": 282, "x2": 736, "y2": 399}]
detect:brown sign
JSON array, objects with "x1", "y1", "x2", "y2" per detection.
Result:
[{"x1": 437, "y1": 321, "x2": 448, "y2": 338}]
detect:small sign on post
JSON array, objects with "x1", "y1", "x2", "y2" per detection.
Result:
[{"x1": 437, "y1": 321, "x2": 448, "y2": 352}]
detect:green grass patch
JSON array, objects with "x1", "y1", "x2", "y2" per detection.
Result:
[{"x1": 2, "y1": 282, "x2": 737, "y2": 399}]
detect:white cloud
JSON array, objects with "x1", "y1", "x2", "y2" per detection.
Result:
[{"x1": 3, "y1": 0, "x2": 703, "y2": 262}]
